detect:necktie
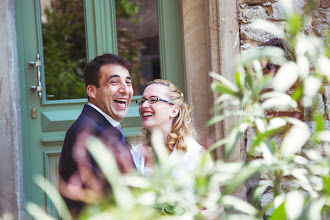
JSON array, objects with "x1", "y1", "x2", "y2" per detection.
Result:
[{"x1": 116, "y1": 125, "x2": 126, "y2": 143}]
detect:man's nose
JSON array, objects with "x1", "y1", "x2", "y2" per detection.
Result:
[{"x1": 118, "y1": 82, "x2": 129, "y2": 94}]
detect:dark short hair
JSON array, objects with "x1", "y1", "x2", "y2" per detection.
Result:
[{"x1": 83, "y1": 54, "x2": 130, "y2": 88}]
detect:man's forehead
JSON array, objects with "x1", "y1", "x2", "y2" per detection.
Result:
[{"x1": 100, "y1": 64, "x2": 130, "y2": 77}]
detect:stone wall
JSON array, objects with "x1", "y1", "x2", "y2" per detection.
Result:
[
  {"x1": 0, "y1": 0, "x2": 24, "y2": 219},
  {"x1": 238, "y1": 0, "x2": 330, "y2": 145},
  {"x1": 239, "y1": 0, "x2": 330, "y2": 48},
  {"x1": 238, "y1": 0, "x2": 330, "y2": 212}
]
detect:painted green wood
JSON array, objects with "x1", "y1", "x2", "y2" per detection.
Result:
[
  {"x1": 16, "y1": 0, "x2": 184, "y2": 218},
  {"x1": 43, "y1": 150, "x2": 61, "y2": 218},
  {"x1": 41, "y1": 110, "x2": 82, "y2": 132},
  {"x1": 84, "y1": 0, "x2": 118, "y2": 60},
  {"x1": 158, "y1": 0, "x2": 185, "y2": 93}
]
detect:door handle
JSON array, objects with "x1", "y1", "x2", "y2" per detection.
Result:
[{"x1": 28, "y1": 54, "x2": 42, "y2": 99}]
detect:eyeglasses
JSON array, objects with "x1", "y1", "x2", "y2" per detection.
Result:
[{"x1": 136, "y1": 96, "x2": 174, "y2": 106}]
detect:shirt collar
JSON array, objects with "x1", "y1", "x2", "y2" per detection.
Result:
[{"x1": 88, "y1": 102, "x2": 120, "y2": 128}]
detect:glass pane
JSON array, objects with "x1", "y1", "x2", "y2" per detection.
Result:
[
  {"x1": 41, "y1": 0, "x2": 87, "y2": 100},
  {"x1": 116, "y1": 0, "x2": 161, "y2": 95}
]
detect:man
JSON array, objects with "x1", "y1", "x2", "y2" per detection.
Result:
[{"x1": 58, "y1": 53, "x2": 134, "y2": 217}]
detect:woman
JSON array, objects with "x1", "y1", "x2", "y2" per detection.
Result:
[{"x1": 131, "y1": 79, "x2": 212, "y2": 176}]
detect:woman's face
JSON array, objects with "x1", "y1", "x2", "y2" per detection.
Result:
[{"x1": 139, "y1": 84, "x2": 177, "y2": 134}]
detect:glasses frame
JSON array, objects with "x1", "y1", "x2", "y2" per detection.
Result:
[{"x1": 136, "y1": 96, "x2": 174, "y2": 106}]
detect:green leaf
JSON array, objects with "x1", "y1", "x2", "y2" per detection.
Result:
[
  {"x1": 287, "y1": 13, "x2": 303, "y2": 36},
  {"x1": 32, "y1": 175, "x2": 72, "y2": 220},
  {"x1": 86, "y1": 137, "x2": 134, "y2": 210},
  {"x1": 248, "y1": 127, "x2": 284, "y2": 155},
  {"x1": 206, "y1": 111, "x2": 243, "y2": 126},
  {"x1": 222, "y1": 165, "x2": 260, "y2": 195},
  {"x1": 250, "y1": 181, "x2": 273, "y2": 207},
  {"x1": 211, "y1": 83, "x2": 239, "y2": 97},
  {"x1": 26, "y1": 203, "x2": 57, "y2": 220},
  {"x1": 222, "y1": 195, "x2": 258, "y2": 216},
  {"x1": 225, "y1": 214, "x2": 259, "y2": 220},
  {"x1": 225, "y1": 127, "x2": 242, "y2": 160},
  {"x1": 280, "y1": 118, "x2": 311, "y2": 159},
  {"x1": 285, "y1": 191, "x2": 305, "y2": 219},
  {"x1": 234, "y1": 71, "x2": 241, "y2": 88},
  {"x1": 314, "y1": 112, "x2": 325, "y2": 133},
  {"x1": 303, "y1": 198, "x2": 325, "y2": 220},
  {"x1": 209, "y1": 71, "x2": 239, "y2": 92},
  {"x1": 272, "y1": 61, "x2": 299, "y2": 92},
  {"x1": 291, "y1": 86, "x2": 303, "y2": 101},
  {"x1": 261, "y1": 92, "x2": 297, "y2": 111},
  {"x1": 207, "y1": 138, "x2": 227, "y2": 153},
  {"x1": 323, "y1": 176, "x2": 330, "y2": 196},
  {"x1": 269, "y1": 202, "x2": 286, "y2": 220},
  {"x1": 245, "y1": 70, "x2": 254, "y2": 91},
  {"x1": 212, "y1": 100, "x2": 240, "y2": 113}
]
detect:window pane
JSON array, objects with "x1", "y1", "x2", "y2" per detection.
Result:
[
  {"x1": 41, "y1": 0, "x2": 87, "y2": 100},
  {"x1": 116, "y1": 0, "x2": 161, "y2": 95}
]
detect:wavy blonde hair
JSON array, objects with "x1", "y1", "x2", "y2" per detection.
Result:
[{"x1": 142, "y1": 79, "x2": 195, "y2": 153}]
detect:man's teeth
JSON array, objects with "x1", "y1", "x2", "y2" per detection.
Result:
[
  {"x1": 115, "y1": 99, "x2": 127, "y2": 104},
  {"x1": 143, "y1": 112, "x2": 153, "y2": 117}
]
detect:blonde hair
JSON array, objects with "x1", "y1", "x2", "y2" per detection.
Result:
[{"x1": 142, "y1": 79, "x2": 195, "y2": 153}]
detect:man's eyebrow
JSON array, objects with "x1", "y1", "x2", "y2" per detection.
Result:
[
  {"x1": 107, "y1": 74, "x2": 120, "y2": 82},
  {"x1": 106, "y1": 74, "x2": 132, "y2": 83}
]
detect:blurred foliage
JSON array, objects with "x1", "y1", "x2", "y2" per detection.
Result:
[
  {"x1": 42, "y1": 0, "x2": 144, "y2": 99},
  {"x1": 29, "y1": 0, "x2": 330, "y2": 219},
  {"x1": 42, "y1": 0, "x2": 86, "y2": 100}
]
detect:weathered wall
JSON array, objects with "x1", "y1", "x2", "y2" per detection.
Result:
[
  {"x1": 238, "y1": 0, "x2": 330, "y2": 210},
  {"x1": 0, "y1": 0, "x2": 24, "y2": 219},
  {"x1": 239, "y1": 0, "x2": 330, "y2": 47}
]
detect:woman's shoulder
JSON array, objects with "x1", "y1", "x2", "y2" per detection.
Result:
[{"x1": 183, "y1": 136, "x2": 205, "y2": 153}]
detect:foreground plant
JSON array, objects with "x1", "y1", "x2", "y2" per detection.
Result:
[{"x1": 207, "y1": 0, "x2": 330, "y2": 218}]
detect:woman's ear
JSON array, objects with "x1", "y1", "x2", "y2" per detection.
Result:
[
  {"x1": 86, "y1": 85, "x2": 96, "y2": 99},
  {"x1": 170, "y1": 106, "x2": 180, "y2": 118}
]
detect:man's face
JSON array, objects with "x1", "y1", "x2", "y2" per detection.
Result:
[{"x1": 89, "y1": 64, "x2": 133, "y2": 121}]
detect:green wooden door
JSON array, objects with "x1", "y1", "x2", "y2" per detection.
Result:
[{"x1": 15, "y1": 0, "x2": 183, "y2": 217}]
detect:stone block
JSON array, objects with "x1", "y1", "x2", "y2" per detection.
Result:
[
  {"x1": 240, "y1": 5, "x2": 269, "y2": 23},
  {"x1": 312, "y1": 9, "x2": 330, "y2": 37},
  {"x1": 240, "y1": 3, "x2": 248, "y2": 9},
  {"x1": 272, "y1": 0, "x2": 308, "y2": 20},
  {"x1": 261, "y1": 190, "x2": 274, "y2": 216},
  {"x1": 240, "y1": 24, "x2": 279, "y2": 44},
  {"x1": 272, "y1": 2, "x2": 286, "y2": 20},
  {"x1": 293, "y1": 0, "x2": 309, "y2": 14},
  {"x1": 240, "y1": 43, "x2": 252, "y2": 49},
  {"x1": 321, "y1": 0, "x2": 330, "y2": 8},
  {"x1": 240, "y1": 0, "x2": 271, "y2": 5}
]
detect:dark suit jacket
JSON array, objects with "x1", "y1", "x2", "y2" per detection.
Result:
[{"x1": 58, "y1": 104, "x2": 133, "y2": 215}]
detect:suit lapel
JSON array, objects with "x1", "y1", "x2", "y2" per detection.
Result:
[{"x1": 82, "y1": 105, "x2": 112, "y2": 129}]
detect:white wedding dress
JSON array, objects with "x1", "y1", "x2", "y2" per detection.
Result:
[{"x1": 131, "y1": 136, "x2": 213, "y2": 177}]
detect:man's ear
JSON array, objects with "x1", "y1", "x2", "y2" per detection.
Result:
[
  {"x1": 86, "y1": 85, "x2": 96, "y2": 99},
  {"x1": 170, "y1": 106, "x2": 180, "y2": 118}
]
